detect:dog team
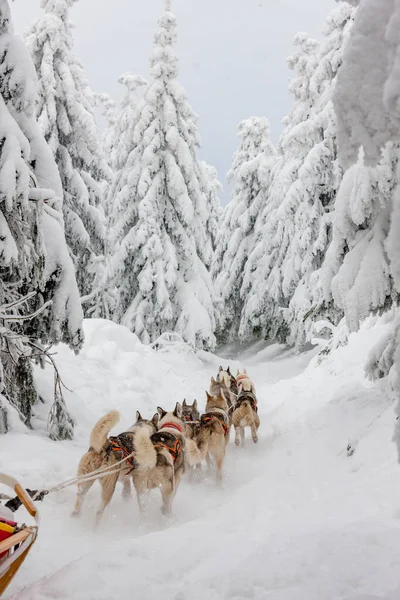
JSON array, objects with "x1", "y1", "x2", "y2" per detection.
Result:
[{"x1": 72, "y1": 367, "x2": 260, "y2": 524}]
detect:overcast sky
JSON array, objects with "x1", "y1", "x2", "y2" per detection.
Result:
[{"x1": 12, "y1": 0, "x2": 334, "y2": 203}]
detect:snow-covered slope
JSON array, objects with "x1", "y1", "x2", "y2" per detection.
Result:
[{"x1": 1, "y1": 318, "x2": 400, "y2": 600}]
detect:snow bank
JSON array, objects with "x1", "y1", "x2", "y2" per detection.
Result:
[{"x1": 0, "y1": 317, "x2": 399, "y2": 599}]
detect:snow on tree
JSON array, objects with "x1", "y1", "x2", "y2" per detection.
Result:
[
  {"x1": 239, "y1": 33, "x2": 321, "y2": 344},
  {"x1": 0, "y1": 0, "x2": 83, "y2": 437},
  {"x1": 105, "y1": 0, "x2": 217, "y2": 349},
  {"x1": 212, "y1": 117, "x2": 275, "y2": 342},
  {"x1": 26, "y1": 0, "x2": 111, "y2": 311},
  {"x1": 285, "y1": 5, "x2": 356, "y2": 347},
  {"x1": 323, "y1": 145, "x2": 395, "y2": 334},
  {"x1": 199, "y1": 160, "x2": 222, "y2": 268},
  {"x1": 240, "y1": 6, "x2": 355, "y2": 348},
  {"x1": 334, "y1": 0, "x2": 400, "y2": 169},
  {"x1": 333, "y1": 3, "x2": 400, "y2": 459}
]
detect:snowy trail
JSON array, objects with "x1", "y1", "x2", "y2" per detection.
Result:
[{"x1": 2, "y1": 319, "x2": 400, "y2": 599}]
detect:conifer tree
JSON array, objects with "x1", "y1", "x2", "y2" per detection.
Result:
[
  {"x1": 105, "y1": 0, "x2": 217, "y2": 349},
  {"x1": 213, "y1": 117, "x2": 275, "y2": 341},
  {"x1": 241, "y1": 5, "x2": 355, "y2": 347},
  {"x1": 0, "y1": 0, "x2": 83, "y2": 436},
  {"x1": 26, "y1": 0, "x2": 111, "y2": 309}
]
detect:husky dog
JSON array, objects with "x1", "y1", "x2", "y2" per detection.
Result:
[
  {"x1": 181, "y1": 399, "x2": 200, "y2": 439},
  {"x1": 217, "y1": 366, "x2": 238, "y2": 405},
  {"x1": 236, "y1": 368, "x2": 256, "y2": 396},
  {"x1": 232, "y1": 370, "x2": 259, "y2": 446},
  {"x1": 209, "y1": 374, "x2": 232, "y2": 408},
  {"x1": 131, "y1": 403, "x2": 186, "y2": 517},
  {"x1": 189, "y1": 390, "x2": 230, "y2": 481},
  {"x1": 72, "y1": 410, "x2": 159, "y2": 525}
]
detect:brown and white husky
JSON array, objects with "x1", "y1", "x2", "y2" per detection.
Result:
[
  {"x1": 217, "y1": 366, "x2": 238, "y2": 406},
  {"x1": 131, "y1": 403, "x2": 186, "y2": 517},
  {"x1": 72, "y1": 410, "x2": 158, "y2": 525},
  {"x1": 232, "y1": 369, "x2": 260, "y2": 446}
]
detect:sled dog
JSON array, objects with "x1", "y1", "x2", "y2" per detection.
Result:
[
  {"x1": 217, "y1": 366, "x2": 238, "y2": 405},
  {"x1": 131, "y1": 403, "x2": 186, "y2": 517},
  {"x1": 232, "y1": 370, "x2": 259, "y2": 446},
  {"x1": 72, "y1": 410, "x2": 159, "y2": 524},
  {"x1": 236, "y1": 368, "x2": 256, "y2": 396}
]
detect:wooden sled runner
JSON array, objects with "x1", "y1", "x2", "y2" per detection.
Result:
[{"x1": 0, "y1": 473, "x2": 39, "y2": 596}]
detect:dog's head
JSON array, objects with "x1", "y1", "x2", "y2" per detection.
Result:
[
  {"x1": 205, "y1": 389, "x2": 229, "y2": 412},
  {"x1": 157, "y1": 402, "x2": 184, "y2": 430},
  {"x1": 182, "y1": 399, "x2": 200, "y2": 422},
  {"x1": 236, "y1": 369, "x2": 253, "y2": 393},
  {"x1": 217, "y1": 366, "x2": 237, "y2": 392},
  {"x1": 209, "y1": 376, "x2": 221, "y2": 396},
  {"x1": 135, "y1": 410, "x2": 159, "y2": 433}
]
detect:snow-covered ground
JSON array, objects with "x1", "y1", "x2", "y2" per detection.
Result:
[{"x1": 1, "y1": 318, "x2": 400, "y2": 600}]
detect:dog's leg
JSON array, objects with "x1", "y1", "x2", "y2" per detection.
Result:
[
  {"x1": 95, "y1": 473, "x2": 118, "y2": 527},
  {"x1": 240, "y1": 427, "x2": 245, "y2": 446},
  {"x1": 72, "y1": 479, "x2": 95, "y2": 518},
  {"x1": 215, "y1": 452, "x2": 224, "y2": 483},
  {"x1": 160, "y1": 478, "x2": 174, "y2": 517},
  {"x1": 122, "y1": 477, "x2": 132, "y2": 500},
  {"x1": 234, "y1": 426, "x2": 240, "y2": 447},
  {"x1": 205, "y1": 452, "x2": 212, "y2": 469},
  {"x1": 251, "y1": 421, "x2": 258, "y2": 443},
  {"x1": 132, "y1": 474, "x2": 148, "y2": 513}
]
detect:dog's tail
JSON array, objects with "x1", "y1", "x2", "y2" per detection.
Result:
[
  {"x1": 134, "y1": 427, "x2": 157, "y2": 470},
  {"x1": 90, "y1": 410, "x2": 120, "y2": 453},
  {"x1": 185, "y1": 438, "x2": 208, "y2": 467}
]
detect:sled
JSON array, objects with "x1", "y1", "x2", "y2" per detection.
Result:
[{"x1": 0, "y1": 473, "x2": 39, "y2": 596}]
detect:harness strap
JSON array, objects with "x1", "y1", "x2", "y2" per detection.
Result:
[
  {"x1": 109, "y1": 437, "x2": 136, "y2": 475},
  {"x1": 201, "y1": 414, "x2": 229, "y2": 436},
  {"x1": 160, "y1": 422, "x2": 183, "y2": 433},
  {"x1": 153, "y1": 438, "x2": 183, "y2": 462},
  {"x1": 234, "y1": 392, "x2": 258, "y2": 413}
]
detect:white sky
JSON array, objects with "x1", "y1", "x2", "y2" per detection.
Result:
[{"x1": 12, "y1": 0, "x2": 334, "y2": 202}]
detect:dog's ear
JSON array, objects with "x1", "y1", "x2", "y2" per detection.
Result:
[
  {"x1": 219, "y1": 366, "x2": 223, "y2": 372},
  {"x1": 244, "y1": 368, "x2": 247, "y2": 374},
  {"x1": 211, "y1": 376, "x2": 216, "y2": 384},
  {"x1": 173, "y1": 402, "x2": 182, "y2": 418},
  {"x1": 157, "y1": 406, "x2": 167, "y2": 419},
  {"x1": 227, "y1": 366, "x2": 231, "y2": 375},
  {"x1": 182, "y1": 399, "x2": 187, "y2": 408},
  {"x1": 206, "y1": 391, "x2": 212, "y2": 401},
  {"x1": 136, "y1": 410, "x2": 143, "y2": 422},
  {"x1": 193, "y1": 399, "x2": 198, "y2": 411},
  {"x1": 152, "y1": 413, "x2": 159, "y2": 429}
]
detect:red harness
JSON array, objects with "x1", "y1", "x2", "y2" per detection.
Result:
[
  {"x1": 201, "y1": 414, "x2": 229, "y2": 436},
  {"x1": 160, "y1": 422, "x2": 183, "y2": 433},
  {"x1": 109, "y1": 437, "x2": 136, "y2": 475}
]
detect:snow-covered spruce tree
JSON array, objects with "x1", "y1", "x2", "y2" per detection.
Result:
[
  {"x1": 239, "y1": 33, "x2": 321, "y2": 344},
  {"x1": 241, "y1": 5, "x2": 355, "y2": 348},
  {"x1": 199, "y1": 161, "x2": 222, "y2": 269},
  {"x1": 106, "y1": 0, "x2": 217, "y2": 348},
  {"x1": 212, "y1": 117, "x2": 275, "y2": 342},
  {"x1": 0, "y1": 0, "x2": 83, "y2": 437},
  {"x1": 332, "y1": 0, "x2": 400, "y2": 461},
  {"x1": 322, "y1": 145, "x2": 396, "y2": 334},
  {"x1": 26, "y1": 0, "x2": 111, "y2": 311},
  {"x1": 284, "y1": 4, "x2": 356, "y2": 347},
  {"x1": 334, "y1": 0, "x2": 400, "y2": 169},
  {"x1": 90, "y1": 75, "x2": 148, "y2": 319}
]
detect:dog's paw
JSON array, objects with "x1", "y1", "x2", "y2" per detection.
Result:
[
  {"x1": 71, "y1": 510, "x2": 80, "y2": 519},
  {"x1": 235, "y1": 439, "x2": 240, "y2": 447},
  {"x1": 253, "y1": 436, "x2": 258, "y2": 443}
]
